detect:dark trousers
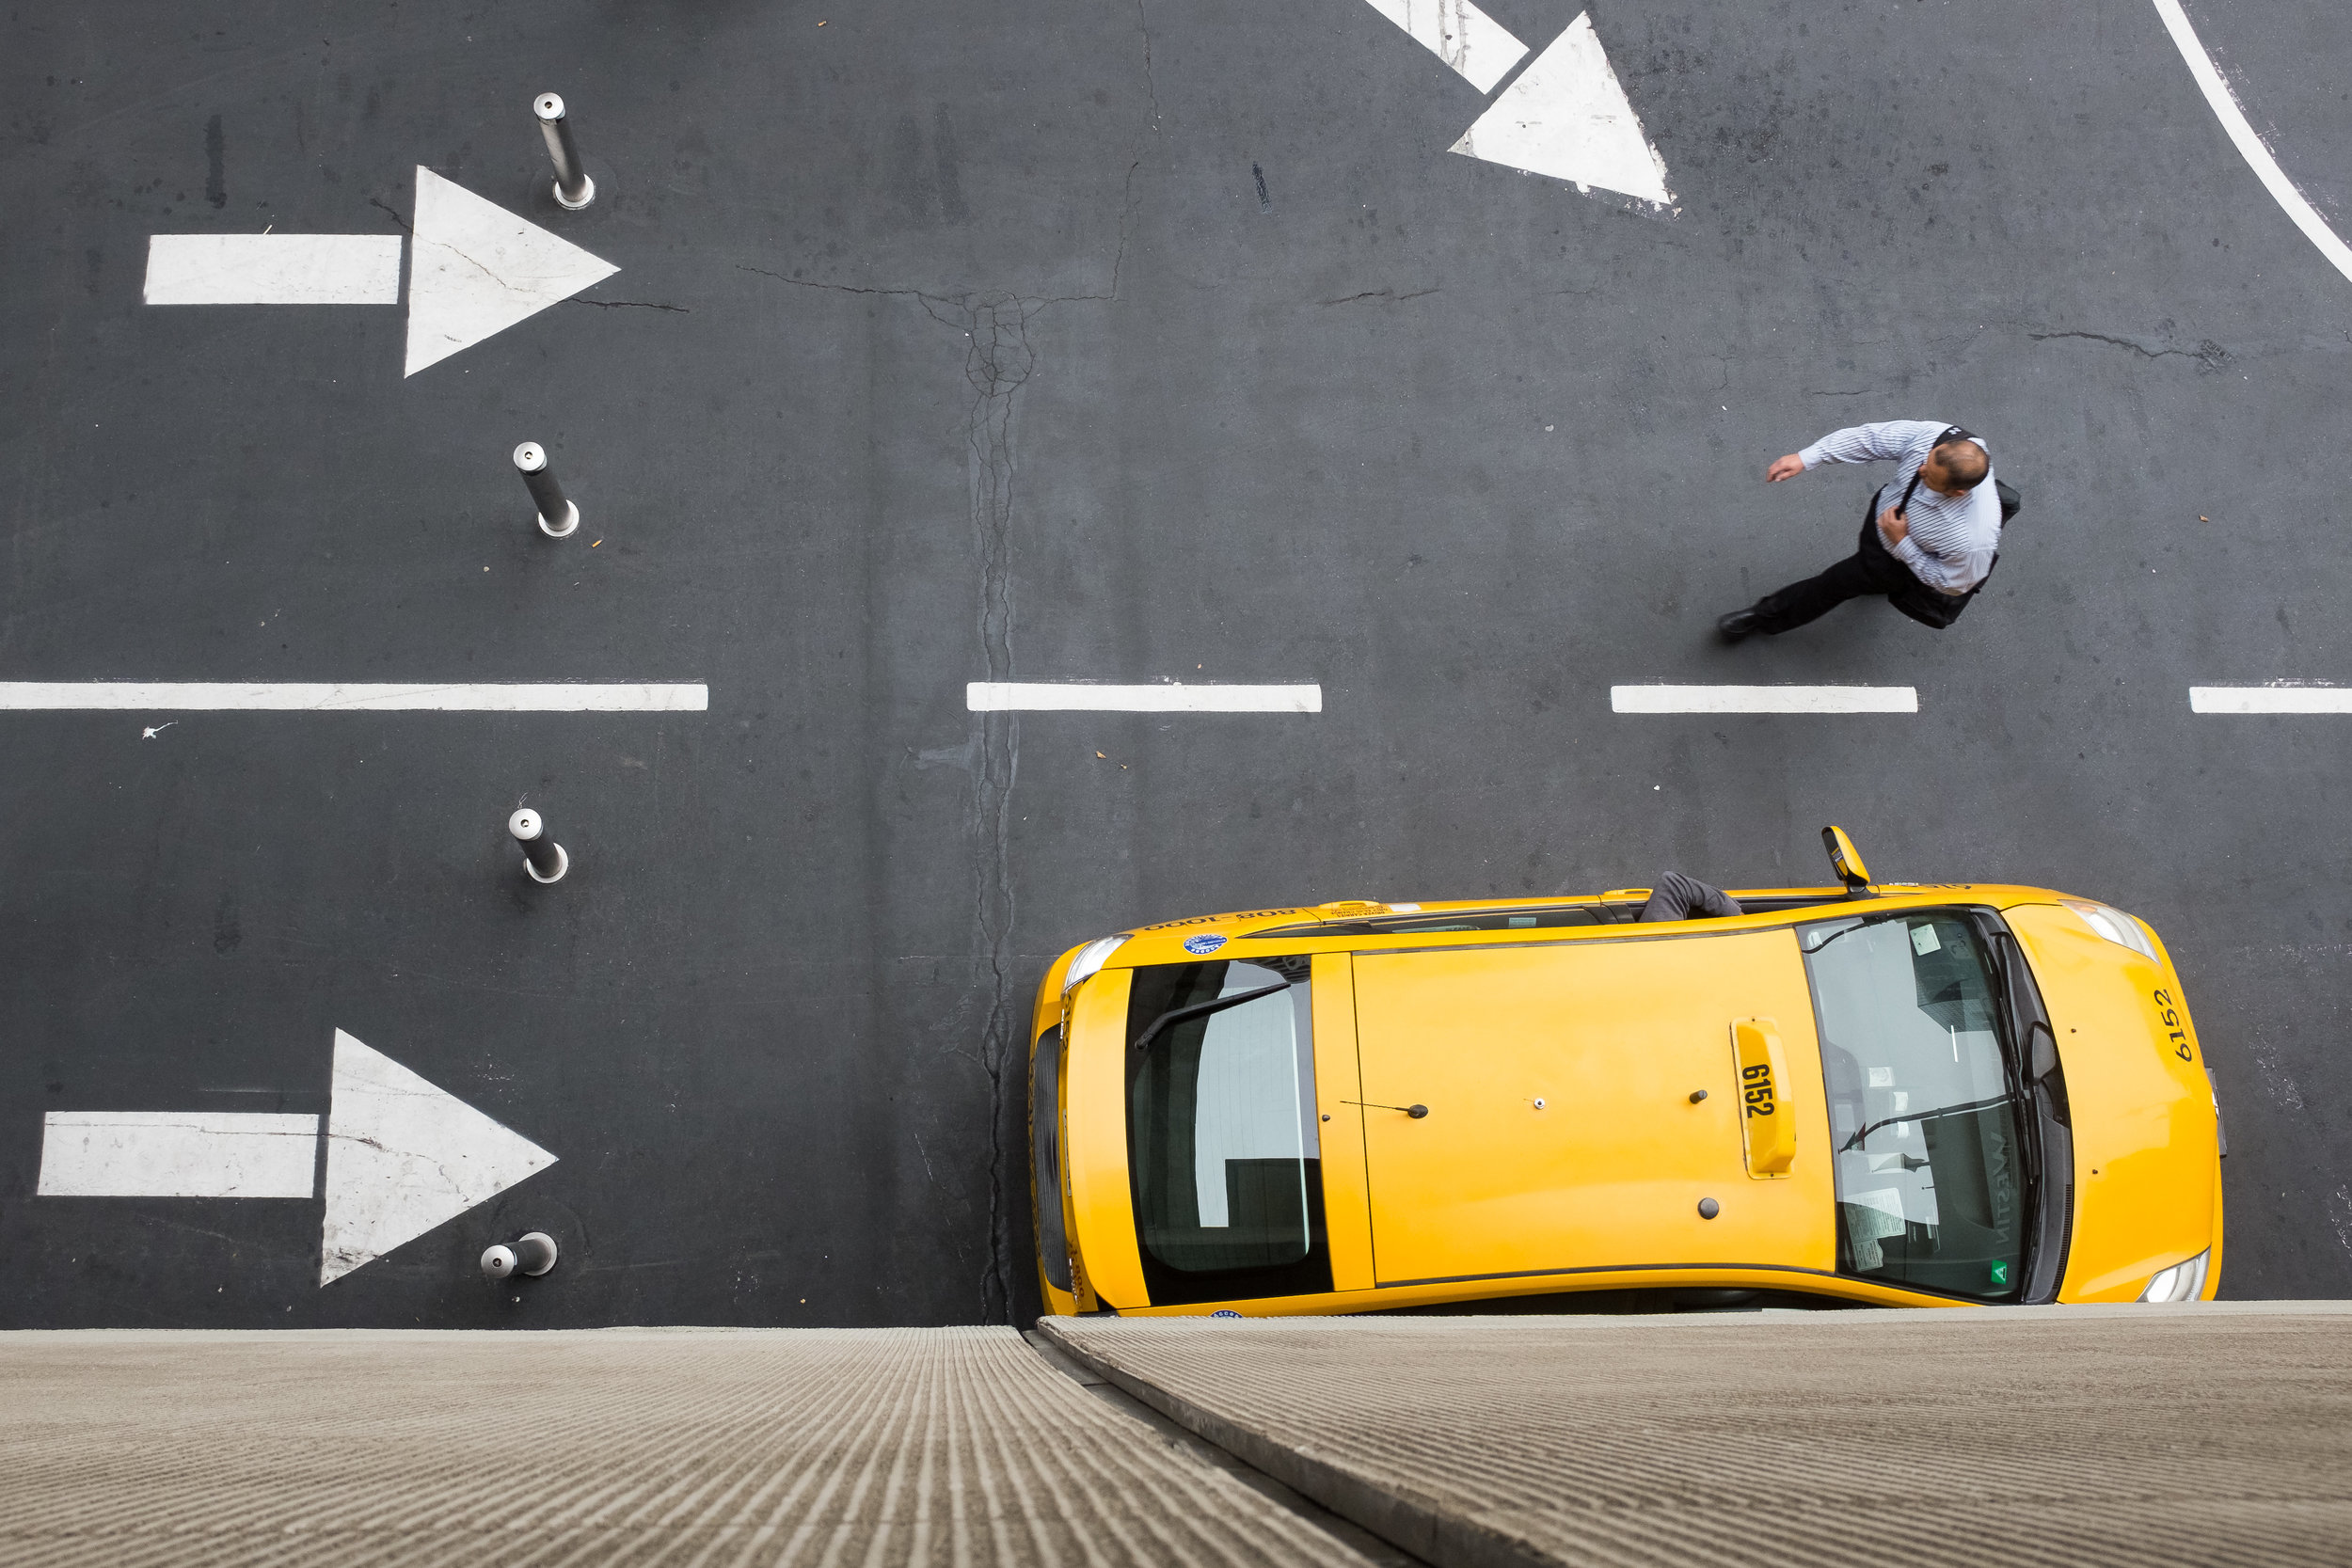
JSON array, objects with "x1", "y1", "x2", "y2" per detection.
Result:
[{"x1": 1749, "y1": 498, "x2": 1931, "y2": 634}]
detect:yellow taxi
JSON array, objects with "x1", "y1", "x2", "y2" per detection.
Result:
[{"x1": 1029, "y1": 830, "x2": 2223, "y2": 1316}]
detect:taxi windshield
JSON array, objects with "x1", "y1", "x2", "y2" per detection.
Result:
[
  {"x1": 1124, "y1": 957, "x2": 1330, "y2": 1305},
  {"x1": 1800, "y1": 911, "x2": 2026, "y2": 1299}
]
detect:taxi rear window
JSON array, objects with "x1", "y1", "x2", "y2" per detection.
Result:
[{"x1": 1124, "y1": 957, "x2": 1331, "y2": 1305}]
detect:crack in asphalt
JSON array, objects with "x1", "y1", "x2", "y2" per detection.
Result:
[
  {"x1": 417, "y1": 233, "x2": 576, "y2": 299},
  {"x1": 1136, "y1": 0, "x2": 1163, "y2": 133},
  {"x1": 2030, "y1": 328, "x2": 2229, "y2": 372},
  {"x1": 565, "y1": 297, "x2": 691, "y2": 312},
  {"x1": 734, "y1": 264, "x2": 935, "y2": 302},
  {"x1": 1319, "y1": 287, "x2": 1439, "y2": 306},
  {"x1": 367, "y1": 196, "x2": 412, "y2": 234},
  {"x1": 737, "y1": 156, "x2": 1142, "y2": 1324},
  {"x1": 961, "y1": 291, "x2": 1034, "y2": 1327}
]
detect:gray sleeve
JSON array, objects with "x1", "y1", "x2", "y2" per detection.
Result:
[
  {"x1": 1800, "y1": 420, "x2": 1945, "y2": 469},
  {"x1": 1638, "y1": 874, "x2": 1744, "y2": 923}
]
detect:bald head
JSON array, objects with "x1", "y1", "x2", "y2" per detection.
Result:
[{"x1": 1924, "y1": 436, "x2": 1989, "y2": 495}]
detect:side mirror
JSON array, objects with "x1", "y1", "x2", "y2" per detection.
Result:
[
  {"x1": 2028, "y1": 1021, "x2": 2059, "y2": 1082},
  {"x1": 1821, "y1": 825, "x2": 1873, "y2": 895}
]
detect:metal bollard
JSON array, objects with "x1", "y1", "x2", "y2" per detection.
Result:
[
  {"x1": 481, "y1": 1231, "x2": 560, "y2": 1280},
  {"x1": 512, "y1": 442, "x2": 580, "y2": 538},
  {"x1": 508, "y1": 808, "x2": 569, "y2": 883},
  {"x1": 533, "y1": 93, "x2": 596, "y2": 210}
]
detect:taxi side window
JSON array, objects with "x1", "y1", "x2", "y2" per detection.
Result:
[{"x1": 1125, "y1": 958, "x2": 1331, "y2": 1306}]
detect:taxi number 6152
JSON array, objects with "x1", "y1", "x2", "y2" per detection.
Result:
[
  {"x1": 1741, "y1": 1060, "x2": 1777, "y2": 1117},
  {"x1": 2153, "y1": 988, "x2": 2192, "y2": 1062}
]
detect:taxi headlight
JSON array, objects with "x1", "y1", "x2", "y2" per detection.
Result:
[
  {"x1": 2137, "y1": 1249, "x2": 2210, "y2": 1303},
  {"x1": 2060, "y1": 898, "x2": 2159, "y2": 961},
  {"x1": 1061, "y1": 934, "x2": 1130, "y2": 994}
]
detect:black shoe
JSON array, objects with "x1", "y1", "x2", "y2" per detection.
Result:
[{"x1": 1716, "y1": 609, "x2": 1761, "y2": 642}]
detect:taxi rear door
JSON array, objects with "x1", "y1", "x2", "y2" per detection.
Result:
[{"x1": 1348, "y1": 929, "x2": 1835, "y2": 1287}]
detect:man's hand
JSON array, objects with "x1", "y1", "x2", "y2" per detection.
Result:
[
  {"x1": 1765, "y1": 453, "x2": 1806, "y2": 483},
  {"x1": 1877, "y1": 505, "x2": 1910, "y2": 546}
]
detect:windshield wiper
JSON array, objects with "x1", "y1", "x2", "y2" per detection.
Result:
[
  {"x1": 1840, "y1": 1093, "x2": 2017, "y2": 1152},
  {"x1": 1131, "y1": 981, "x2": 1289, "y2": 1053}
]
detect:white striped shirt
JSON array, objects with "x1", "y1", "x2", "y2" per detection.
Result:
[{"x1": 1800, "y1": 420, "x2": 2003, "y2": 594}]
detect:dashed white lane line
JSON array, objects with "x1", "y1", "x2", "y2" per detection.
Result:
[
  {"x1": 2190, "y1": 686, "x2": 2352, "y2": 714},
  {"x1": 143, "y1": 234, "x2": 404, "y2": 305},
  {"x1": 1612, "y1": 685, "x2": 1918, "y2": 714},
  {"x1": 966, "y1": 683, "x2": 1322, "y2": 713},
  {"x1": 37, "y1": 1112, "x2": 320, "y2": 1198},
  {"x1": 2149, "y1": 0, "x2": 2352, "y2": 286},
  {"x1": 1357, "y1": 0, "x2": 1528, "y2": 94},
  {"x1": 0, "y1": 683, "x2": 707, "y2": 711}
]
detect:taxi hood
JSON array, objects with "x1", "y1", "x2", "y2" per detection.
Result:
[{"x1": 2004, "y1": 902, "x2": 2218, "y2": 1302}]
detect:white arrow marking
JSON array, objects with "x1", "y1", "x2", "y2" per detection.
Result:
[
  {"x1": 320, "y1": 1029, "x2": 557, "y2": 1286},
  {"x1": 1450, "y1": 13, "x2": 1674, "y2": 206},
  {"x1": 405, "y1": 166, "x2": 620, "y2": 377},
  {"x1": 37, "y1": 1112, "x2": 320, "y2": 1197},
  {"x1": 1357, "y1": 0, "x2": 1528, "y2": 94},
  {"x1": 143, "y1": 235, "x2": 403, "y2": 304},
  {"x1": 141, "y1": 170, "x2": 620, "y2": 374},
  {"x1": 35, "y1": 1036, "x2": 557, "y2": 1281}
]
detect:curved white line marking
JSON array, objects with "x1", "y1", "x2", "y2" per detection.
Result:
[{"x1": 2149, "y1": 0, "x2": 2352, "y2": 284}]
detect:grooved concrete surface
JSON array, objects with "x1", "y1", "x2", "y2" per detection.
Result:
[
  {"x1": 0, "y1": 1327, "x2": 1380, "y2": 1568},
  {"x1": 1043, "y1": 1306, "x2": 2352, "y2": 1568}
]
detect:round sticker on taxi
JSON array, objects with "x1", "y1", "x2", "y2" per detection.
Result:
[{"x1": 1183, "y1": 934, "x2": 1228, "y2": 956}]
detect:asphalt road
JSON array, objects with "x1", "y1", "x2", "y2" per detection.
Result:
[{"x1": 3, "y1": 0, "x2": 2348, "y2": 1328}]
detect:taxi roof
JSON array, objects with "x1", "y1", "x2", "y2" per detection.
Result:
[{"x1": 1104, "y1": 883, "x2": 2062, "y2": 969}]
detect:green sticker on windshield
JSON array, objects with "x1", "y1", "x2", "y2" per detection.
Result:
[{"x1": 1990, "y1": 1260, "x2": 2010, "y2": 1287}]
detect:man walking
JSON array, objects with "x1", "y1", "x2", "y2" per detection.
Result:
[{"x1": 1717, "y1": 420, "x2": 2005, "y2": 639}]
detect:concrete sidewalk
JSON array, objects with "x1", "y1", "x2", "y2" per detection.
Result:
[
  {"x1": 0, "y1": 1326, "x2": 1383, "y2": 1567},
  {"x1": 1041, "y1": 1304, "x2": 2352, "y2": 1568},
  {"x1": 7, "y1": 1309, "x2": 2348, "y2": 1567}
]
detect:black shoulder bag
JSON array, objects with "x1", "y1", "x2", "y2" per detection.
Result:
[{"x1": 1887, "y1": 426, "x2": 2022, "y2": 630}]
